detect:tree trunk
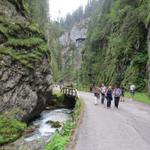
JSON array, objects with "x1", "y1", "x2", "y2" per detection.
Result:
[{"x1": 147, "y1": 27, "x2": 150, "y2": 96}]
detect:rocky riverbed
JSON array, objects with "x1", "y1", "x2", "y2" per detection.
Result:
[{"x1": 0, "y1": 108, "x2": 72, "y2": 150}]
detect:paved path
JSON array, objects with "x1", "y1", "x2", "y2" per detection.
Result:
[{"x1": 74, "y1": 92, "x2": 150, "y2": 150}]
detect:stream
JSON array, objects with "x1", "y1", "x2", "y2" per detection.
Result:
[
  {"x1": 1, "y1": 108, "x2": 72, "y2": 150},
  {"x1": 25, "y1": 108, "x2": 72, "y2": 142}
]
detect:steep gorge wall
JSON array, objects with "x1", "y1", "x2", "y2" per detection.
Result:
[
  {"x1": 81, "y1": 0, "x2": 150, "y2": 92},
  {"x1": 59, "y1": 19, "x2": 88, "y2": 82},
  {"x1": 0, "y1": 0, "x2": 52, "y2": 122}
]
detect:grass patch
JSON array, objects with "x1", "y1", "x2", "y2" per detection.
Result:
[
  {"x1": 45, "y1": 98, "x2": 83, "y2": 150},
  {"x1": 45, "y1": 121, "x2": 75, "y2": 150},
  {"x1": 6, "y1": 37, "x2": 44, "y2": 48},
  {"x1": 0, "y1": 116, "x2": 27, "y2": 145},
  {"x1": 125, "y1": 92, "x2": 150, "y2": 105}
]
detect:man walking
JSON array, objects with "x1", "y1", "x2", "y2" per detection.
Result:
[
  {"x1": 113, "y1": 85, "x2": 122, "y2": 108},
  {"x1": 100, "y1": 84, "x2": 107, "y2": 104}
]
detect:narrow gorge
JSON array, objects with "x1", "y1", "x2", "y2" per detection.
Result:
[{"x1": 0, "y1": 0, "x2": 150, "y2": 150}]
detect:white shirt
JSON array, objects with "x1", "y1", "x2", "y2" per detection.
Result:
[
  {"x1": 130, "y1": 85, "x2": 135, "y2": 91},
  {"x1": 101, "y1": 86, "x2": 106, "y2": 94}
]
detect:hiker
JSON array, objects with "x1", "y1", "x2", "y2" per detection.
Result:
[
  {"x1": 120, "y1": 86, "x2": 125, "y2": 102},
  {"x1": 90, "y1": 84, "x2": 93, "y2": 92},
  {"x1": 130, "y1": 84, "x2": 135, "y2": 98},
  {"x1": 93, "y1": 86, "x2": 100, "y2": 105},
  {"x1": 100, "y1": 83, "x2": 107, "y2": 104},
  {"x1": 113, "y1": 85, "x2": 122, "y2": 108},
  {"x1": 106, "y1": 86, "x2": 113, "y2": 108}
]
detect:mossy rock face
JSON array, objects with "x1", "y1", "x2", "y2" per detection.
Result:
[
  {"x1": 0, "y1": 0, "x2": 50, "y2": 69},
  {"x1": 2, "y1": 107, "x2": 27, "y2": 121},
  {"x1": 0, "y1": 19, "x2": 50, "y2": 69},
  {"x1": 0, "y1": 0, "x2": 53, "y2": 124},
  {"x1": 0, "y1": 32, "x2": 7, "y2": 44},
  {"x1": 0, "y1": 115, "x2": 27, "y2": 145},
  {"x1": 7, "y1": 0, "x2": 30, "y2": 17}
]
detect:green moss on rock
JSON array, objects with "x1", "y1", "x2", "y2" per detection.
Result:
[
  {"x1": 0, "y1": 115, "x2": 27, "y2": 145},
  {"x1": 6, "y1": 37, "x2": 44, "y2": 48}
]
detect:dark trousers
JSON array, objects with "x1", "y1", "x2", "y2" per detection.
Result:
[
  {"x1": 101, "y1": 94, "x2": 105, "y2": 104},
  {"x1": 114, "y1": 97, "x2": 120, "y2": 108},
  {"x1": 107, "y1": 99, "x2": 111, "y2": 108}
]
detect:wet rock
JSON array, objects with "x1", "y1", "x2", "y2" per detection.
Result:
[
  {"x1": 47, "y1": 120, "x2": 62, "y2": 128},
  {"x1": 24, "y1": 126, "x2": 37, "y2": 135}
]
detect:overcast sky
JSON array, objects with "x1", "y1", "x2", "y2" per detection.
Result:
[{"x1": 49, "y1": 0, "x2": 88, "y2": 20}]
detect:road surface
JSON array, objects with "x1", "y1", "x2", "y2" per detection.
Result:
[{"x1": 73, "y1": 92, "x2": 150, "y2": 150}]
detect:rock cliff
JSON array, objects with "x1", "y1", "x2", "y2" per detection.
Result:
[
  {"x1": 0, "y1": 0, "x2": 52, "y2": 122},
  {"x1": 59, "y1": 19, "x2": 88, "y2": 81}
]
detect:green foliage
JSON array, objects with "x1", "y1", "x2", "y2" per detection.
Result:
[
  {"x1": 27, "y1": 0, "x2": 49, "y2": 32},
  {"x1": 138, "y1": 0, "x2": 150, "y2": 27},
  {"x1": 45, "y1": 98, "x2": 83, "y2": 150},
  {"x1": 125, "y1": 92, "x2": 150, "y2": 105},
  {"x1": 48, "y1": 22, "x2": 64, "y2": 82},
  {"x1": 45, "y1": 132, "x2": 68, "y2": 150},
  {"x1": 0, "y1": 24, "x2": 8, "y2": 35},
  {"x1": 0, "y1": 18, "x2": 50, "y2": 69},
  {"x1": 0, "y1": 116, "x2": 26, "y2": 145},
  {"x1": 0, "y1": 45, "x2": 48, "y2": 69},
  {"x1": 7, "y1": 0, "x2": 30, "y2": 16},
  {"x1": 72, "y1": 98, "x2": 83, "y2": 121},
  {"x1": 80, "y1": 0, "x2": 149, "y2": 91},
  {"x1": 6, "y1": 37, "x2": 44, "y2": 47},
  {"x1": 45, "y1": 121, "x2": 74, "y2": 150}
]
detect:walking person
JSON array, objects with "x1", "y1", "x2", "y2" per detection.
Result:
[
  {"x1": 93, "y1": 86, "x2": 100, "y2": 105},
  {"x1": 113, "y1": 85, "x2": 122, "y2": 108},
  {"x1": 106, "y1": 86, "x2": 113, "y2": 108},
  {"x1": 120, "y1": 86, "x2": 125, "y2": 102},
  {"x1": 130, "y1": 84, "x2": 136, "y2": 98},
  {"x1": 100, "y1": 83, "x2": 107, "y2": 104}
]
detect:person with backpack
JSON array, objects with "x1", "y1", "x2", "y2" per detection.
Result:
[
  {"x1": 106, "y1": 86, "x2": 113, "y2": 108},
  {"x1": 93, "y1": 86, "x2": 100, "y2": 105},
  {"x1": 100, "y1": 83, "x2": 107, "y2": 104},
  {"x1": 113, "y1": 85, "x2": 122, "y2": 108}
]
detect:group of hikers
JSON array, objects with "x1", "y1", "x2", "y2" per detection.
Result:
[{"x1": 92, "y1": 83, "x2": 136, "y2": 109}]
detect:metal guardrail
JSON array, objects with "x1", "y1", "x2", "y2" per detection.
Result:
[{"x1": 61, "y1": 87, "x2": 78, "y2": 97}]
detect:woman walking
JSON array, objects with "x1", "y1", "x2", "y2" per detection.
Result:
[
  {"x1": 93, "y1": 86, "x2": 100, "y2": 105},
  {"x1": 106, "y1": 86, "x2": 113, "y2": 108},
  {"x1": 113, "y1": 86, "x2": 122, "y2": 108}
]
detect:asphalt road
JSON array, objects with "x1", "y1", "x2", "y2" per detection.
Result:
[{"x1": 74, "y1": 92, "x2": 150, "y2": 150}]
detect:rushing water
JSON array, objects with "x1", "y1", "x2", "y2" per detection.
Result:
[
  {"x1": 0, "y1": 108, "x2": 72, "y2": 150},
  {"x1": 24, "y1": 108, "x2": 72, "y2": 142}
]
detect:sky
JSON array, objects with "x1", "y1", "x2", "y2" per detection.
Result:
[{"x1": 49, "y1": 0, "x2": 88, "y2": 20}]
